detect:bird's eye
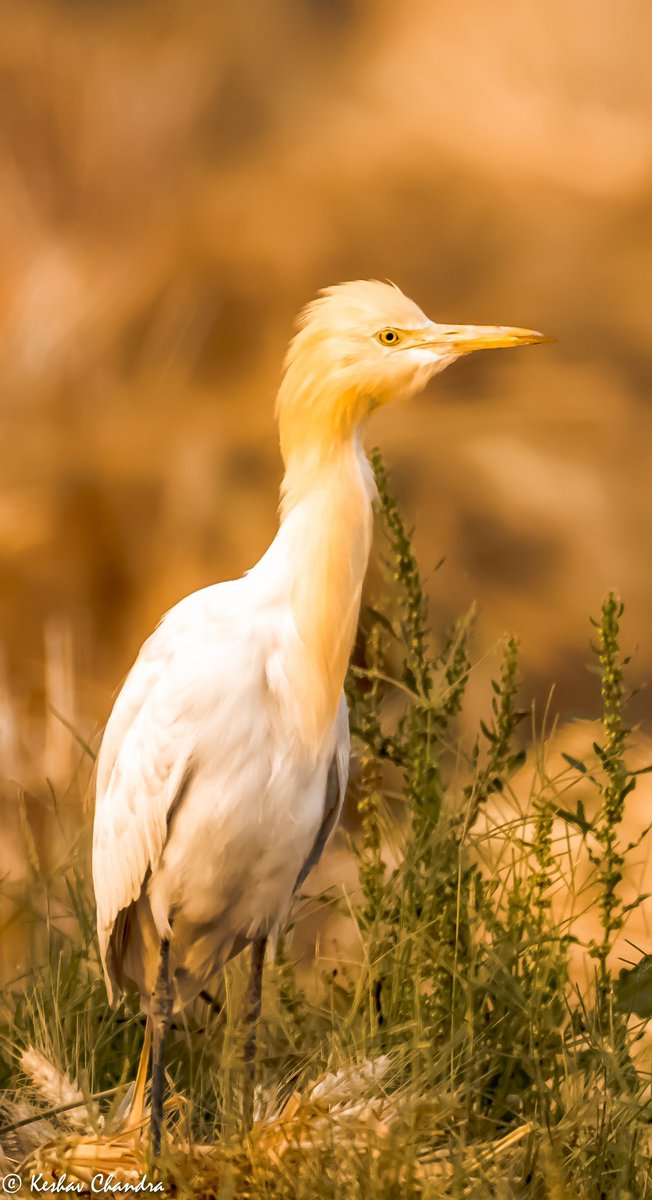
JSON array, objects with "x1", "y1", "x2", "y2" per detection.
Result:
[{"x1": 377, "y1": 328, "x2": 401, "y2": 346}]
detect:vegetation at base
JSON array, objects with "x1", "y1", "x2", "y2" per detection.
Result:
[{"x1": 1, "y1": 452, "x2": 651, "y2": 1197}]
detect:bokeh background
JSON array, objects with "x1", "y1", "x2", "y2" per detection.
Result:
[{"x1": 2, "y1": 0, "x2": 652, "y2": 976}]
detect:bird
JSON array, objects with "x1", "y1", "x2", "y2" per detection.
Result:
[{"x1": 91, "y1": 279, "x2": 548, "y2": 1153}]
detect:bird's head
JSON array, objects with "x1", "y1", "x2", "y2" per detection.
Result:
[{"x1": 276, "y1": 279, "x2": 549, "y2": 462}]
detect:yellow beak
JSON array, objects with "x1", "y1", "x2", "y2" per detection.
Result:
[{"x1": 420, "y1": 324, "x2": 553, "y2": 356}]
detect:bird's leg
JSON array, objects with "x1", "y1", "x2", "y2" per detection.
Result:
[
  {"x1": 242, "y1": 935, "x2": 267, "y2": 1132},
  {"x1": 150, "y1": 937, "x2": 172, "y2": 1158},
  {"x1": 121, "y1": 1019, "x2": 152, "y2": 1135}
]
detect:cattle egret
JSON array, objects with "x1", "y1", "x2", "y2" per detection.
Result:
[{"x1": 92, "y1": 280, "x2": 548, "y2": 1152}]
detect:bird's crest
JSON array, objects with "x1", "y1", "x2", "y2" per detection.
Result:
[{"x1": 290, "y1": 279, "x2": 429, "y2": 351}]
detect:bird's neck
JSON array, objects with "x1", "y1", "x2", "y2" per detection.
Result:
[{"x1": 274, "y1": 438, "x2": 376, "y2": 750}]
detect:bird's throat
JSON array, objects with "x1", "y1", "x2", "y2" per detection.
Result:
[{"x1": 278, "y1": 441, "x2": 375, "y2": 749}]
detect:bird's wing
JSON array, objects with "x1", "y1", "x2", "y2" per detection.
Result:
[
  {"x1": 92, "y1": 670, "x2": 197, "y2": 971},
  {"x1": 93, "y1": 588, "x2": 244, "y2": 974},
  {"x1": 294, "y1": 694, "x2": 350, "y2": 891},
  {"x1": 94, "y1": 587, "x2": 221, "y2": 799},
  {"x1": 94, "y1": 632, "x2": 173, "y2": 802}
]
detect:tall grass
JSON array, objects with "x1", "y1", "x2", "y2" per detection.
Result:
[{"x1": 1, "y1": 455, "x2": 651, "y2": 1197}]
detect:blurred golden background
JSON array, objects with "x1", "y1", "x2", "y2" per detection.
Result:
[{"x1": 1, "y1": 0, "x2": 652, "y2": 946}]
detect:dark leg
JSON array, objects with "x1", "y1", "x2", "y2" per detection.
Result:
[
  {"x1": 151, "y1": 938, "x2": 172, "y2": 1158},
  {"x1": 242, "y1": 935, "x2": 267, "y2": 1131}
]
